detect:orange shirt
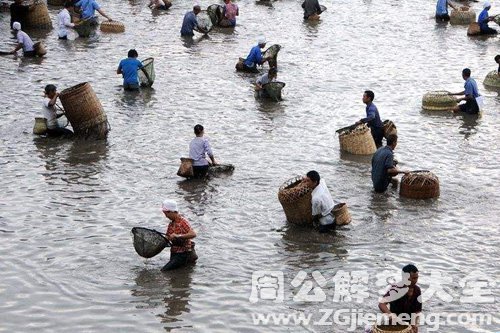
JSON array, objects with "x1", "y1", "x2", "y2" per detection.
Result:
[{"x1": 166, "y1": 216, "x2": 192, "y2": 253}]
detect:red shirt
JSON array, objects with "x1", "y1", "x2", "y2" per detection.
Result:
[{"x1": 166, "y1": 216, "x2": 192, "y2": 253}]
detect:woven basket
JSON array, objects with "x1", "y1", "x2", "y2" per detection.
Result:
[
  {"x1": 33, "y1": 41, "x2": 46, "y2": 56},
  {"x1": 400, "y1": 171, "x2": 440, "y2": 199},
  {"x1": 33, "y1": 117, "x2": 47, "y2": 135},
  {"x1": 383, "y1": 120, "x2": 397, "y2": 138},
  {"x1": 450, "y1": 6, "x2": 475, "y2": 25},
  {"x1": 59, "y1": 82, "x2": 109, "y2": 140},
  {"x1": 278, "y1": 176, "x2": 313, "y2": 226},
  {"x1": 467, "y1": 22, "x2": 481, "y2": 36},
  {"x1": 26, "y1": 3, "x2": 53, "y2": 29},
  {"x1": 100, "y1": 20, "x2": 125, "y2": 33},
  {"x1": 338, "y1": 123, "x2": 376, "y2": 155},
  {"x1": 372, "y1": 324, "x2": 412, "y2": 333},
  {"x1": 483, "y1": 70, "x2": 500, "y2": 88},
  {"x1": 47, "y1": 0, "x2": 65, "y2": 6},
  {"x1": 422, "y1": 91, "x2": 457, "y2": 111},
  {"x1": 332, "y1": 203, "x2": 351, "y2": 226},
  {"x1": 177, "y1": 158, "x2": 194, "y2": 178},
  {"x1": 264, "y1": 81, "x2": 286, "y2": 100}
]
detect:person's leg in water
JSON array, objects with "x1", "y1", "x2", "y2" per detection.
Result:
[
  {"x1": 161, "y1": 252, "x2": 189, "y2": 271},
  {"x1": 192, "y1": 165, "x2": 209, "y2": 179}
]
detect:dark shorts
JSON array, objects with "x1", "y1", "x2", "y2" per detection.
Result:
[
  {"x1": 58, "y1": 35, "x2": 68, "y2": 40},
  {"x1": 193, "y1": 165, "x2": 209, "y2": 179},
  {"x1": 458, "y1": 99, "x2": 479, "y2": 114},
  {"x1": 479, "y1": 26, "x2": 498, "y2": 35},
  {"x1": 435, "y1": 14, "x2": 450, "y2": 22},
  {"x1": 370, "y1": 126, "x2": 384, "y2": 148},
  {"x1": 123, "y1": 83, "x2": 140, "y2": 91},
  {"x1": 23, "y1": 50, "x2": 36, "y2": 57}
]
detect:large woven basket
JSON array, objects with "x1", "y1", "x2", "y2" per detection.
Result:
[
  {"x1": 450, "y1": 6, "x2": 475, "y2": 25},
  {"x1": 264, "y1": 82, "x2": 286, "y2": 100},
  {"x1": 47, "y1": 0, "x2": 65, "y2": 6},
  {"x1": 278, "y1": 176, "x2": 313, "y2": 226},
  {"x1": 338, "y1": 123, "x2": 376, "y2": 155},
  {"x1": 26, "y1": 3, "x2": 53, "y2": 29},
  {"x1": 372, "y1": 324, "x2": 412, "y2": 333},
  {"x1": 467, "y1": 22, "x2": 481, "y2": 36},
  {"x1": 483, "y1": 70, "x2": 500, "y2": 88},
  {"x1": 59, "y1": 82, "x2": 109, "y2": 140},
  {"x1": 33, "y1": 117, "x2": 47, "y2": 135},
  {"x1": 400, "y1": 171, "x2": 440, "y2": 199},
  {"x1": 383, "y1": 119, "x2": 397, "y2": 138},
  {"x1": 100, "y1": 20, "x2": 125, "y2": 33},
  {"x1": 332, "y1": 203, "x2": 351, "y2": 226},
  {"x1": 422, "y1": 91, "x2": 457, "y2": 111}
]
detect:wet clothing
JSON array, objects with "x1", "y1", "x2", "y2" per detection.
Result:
[
  {"x1": 478, "y1": 8, "x2": 497, "y2": 35},
  {"x1": 311, "y1": 179, "x2": 336, "y2": 227},
  {"x1": 180, "y1": 11, "x2": 198, "y2": 36},
  {"x1": 384, "y1": 285, "x2": 422, "y2": 321},
  {"x1": 74, "y1": 0, "x2": 100, "y2": 20},
  {"x1": 459, "y1": 77, "x2": 480, "y2": 114},
  {"x1": 118, "y1": 57, "x2": 143, "y2": 87},
  {"x1": 189, "y1": 137, "x2": 213, "y2": 167},
  {"x1": 10, "y1": 3, "x2": 30, "y2": 29},
  {"x1": 302, "y1": 0, "x2": 321, "y2": 19},
  {"x1": 244, "y1": 45, "x2": 264, "y2": 69},
  {"x1": 16, "y1": 30, "x2": 34, "y2": 53},
  {"x1": 223, "y1": 2, "x2": 238, "y2": 26},
  {"x1": 58, "y1": 8, "x2": 75, "y2": 38},
  {"x1": 371, "y1": 146, "x2": 395, "y2": 193},
  {"x1": 361, "y1": 102, "x2": 384, "y2": 148}
]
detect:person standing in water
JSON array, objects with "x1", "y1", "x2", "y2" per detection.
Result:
[
  {"x1": 356, "y1": 90, "x2": 384, "y2": 148},
  {"x1": 117, "y1": 49, "x2": 144, "y2": 91},
  {"x1": 189, "y1": 124, "x2": 217, "y2": 179}
]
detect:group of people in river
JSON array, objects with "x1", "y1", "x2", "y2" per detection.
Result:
[{"x1": 436, "y1": 0, "x2": 498, "y2": 35}]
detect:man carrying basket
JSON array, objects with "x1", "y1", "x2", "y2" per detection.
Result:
[{"x1": 303, "y1": 170, "x2": 337, "y2": 233}]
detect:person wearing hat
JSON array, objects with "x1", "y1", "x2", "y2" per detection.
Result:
[
  {"x1": 117, "y1": 49, "x2": 144, "y2": 91},
  {"x1": 161, "y1": 200, "x2": 197, "y2": 271},
  {"x1": 435, "y1": 0, "x2": 456, "y2": 22},
  {"x1": 180, "y1": 5, "x2": 206, "y2": 37},
  {"x1": 302, "y1": 0, "x2": 322, "y2": 20},
  {"x1": 41, "y1": 84, "x2": 74, "y2": 137},
  {"x1": 449, "y1": 68, "x2": 481, "y2": 114},
  {"x1": 189, "y1": 124, "x2": 217, "y2": 179},
  {"x1": 302, "y1": 170, "x2": 337, "y2": 233},
  {"x1": 243, "y1": 37, "x2": 271, "y2": 73},
  {"x1": 9, "y1": 22, "x2": 35, "y2": 57},
  {"x1": 477, "y1": 1, "x2": 498, "y2": 35}
]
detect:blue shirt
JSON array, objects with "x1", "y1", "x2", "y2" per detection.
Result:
[
  {"x1": 180, "y1": 11, "x2": 198, "y2": 36},
  {"x1": 118, "y1": 58, "x2": 143, "y2": 85},
  {"x1": 436, "y1": 0, "x2": 448, "y2": 16},
  {"x1": 74, "y1": 0, "x2": 100, "y2": 20},
  {"x1": 371, "y1": 146, "x2": 394, "y2": 193},
  {"x1": 244, "y1": 45, "x2": 263, "y2": 68},
  {"x1": 189, "y1": 137, "x2": 213, "y2": 166},
  {"x1": 361, "y1": 103, "x2": 383, "y2": 128},
  {"x1": 478, "y1": 8, "x2": 490, "y2": 30},
  {"x1": 464, "y1": 77, "x2": 479, "y2": 98}
]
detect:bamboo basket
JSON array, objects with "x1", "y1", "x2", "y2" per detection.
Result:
[
  {"x1": 47, "y1": 0, "x2": 65, "y2": 6},
  {"x1": 100, "y1": 20, "x2": 125, "y2": 33},
  {"x1": 26, "y1": 3, "x2": 53, "y2": 29},
  {"x1": 33, "y1": 41, "x2": 46, "y2": 56},
  {"x1": 278, "y1": 176, "x2": 313, "y2": 226},
  {"x1": 372, "y1": 324, "x2": 412, "y2": 333},
  {"x1": 383, "y1": 120, "x2": 397, "y2": 138},
  {"x1": 332, "y1": 203, "x2": 351, "y2": 226},
  {"x1": 400, "y1": 171, "x2": 440, "y2": 199},
  {"x1": 450, "y1": 6, "x2": 475, "y2": 25},
  {"x1": 467, "y1": 22, "x2": 481, "y2": 36},
  {"x1": 177, "y1": 158, "x2": 194, "y2": 178},
  {"x1": 483, "y1": 70, "x2": 500, "y2": 88},
  {"x1": 338, "y1": 123, "x2": 376, "y2": 155},
  {"x1": 59, "y1": 82, "x2": 109, "y2": 140},
  {"x1": 263, "y1": 82, "x2": 286, "y2": 100},
  {"x1": 422, "y1": 91, "x2": 457, "y2": 111},
  {"x1": 33, "y1": 117, "x2": 48, "y2": 135}
]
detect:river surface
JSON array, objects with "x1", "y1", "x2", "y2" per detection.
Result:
[{"x1": 0, "y1": 0, "x2": 499, "y2": 332}]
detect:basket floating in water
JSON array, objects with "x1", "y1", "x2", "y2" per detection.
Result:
[
  {"x1": 33, "y1": 117, "x2": 47, "y2": 135},
  {"x1": 333, "y1": 203, "x2": 351, "y2": 226},
  {"x1": 138, "y1": 58, "x2": 155, "y2": 87},
  {"x1": 208, "y1": 164, "x2": 235, "y2": 177},
  {"x1": 450, "y1": 6, "x2": 475, "y2": 25},
  {"x1": 131, "y1": 227, "x2": 170, "y2": 258},
  {"x1": 483, "y1": 70, "x2": 500, "y2": 88},
  {"x1": 337, "y1": 123, "x2": 376, "y2": 155},
  {"x1": 100, "y1": 20, "x2": 125, "y2": 33},
  {"x1": 383, "y1": 119, "x2": 397, "y2": 138},
  {"x1": 196, "y1": 10, "x2": 214, "y2": 33},
  {"x1": 278, "y1": 176, "x2": 313, "y2": 226},
  {"x1": 263, "y1": 81, "x2": 286, "y2": 100},
  {"x1": 467, "y1": 22, "x2": 481, "y2": 36},
  {"x1": 400, "y1": 171, "x2": 440, "y2": 199},
  {"x1": 372, "y1": 324, "x2": 412, "y2": 333},
  {"x1": 422, "y1": 91, "x2": 457, "y2": 111}
]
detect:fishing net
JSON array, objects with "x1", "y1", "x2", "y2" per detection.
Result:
[
  {"x1": 263, "y1": 81, "x2": 286, "y2": 100},
  {"x1": 207, "y1": 4, "x2": 223, "y2": 25},
  {"x1": 131, "y1": 227, "x2": 170, "y2": 258},
  {"x1": 207, "y1": 163, "x2": 235, "y2": 176},
  {"x1": 196, "y1": 10, "x2": 214, "y2": 33},
  {"x1": 138, "y1": 58, "x2": 155, "y2": 87},
  {"x1": 263, "y1": 44, "x2": 281, "y2": 68}
]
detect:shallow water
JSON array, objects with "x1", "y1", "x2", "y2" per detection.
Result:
[{"x1": 0, "y1": 0, "x2": 499, "y2": 332}]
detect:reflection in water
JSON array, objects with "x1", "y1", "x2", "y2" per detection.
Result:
[
  {"x1": 64, "y1": 139, "x2": 108, "y2": 166},
  {"x1": 177, "y1": 179, "x2": 217, "y2": 216},
  {"x1": 458, "y1": 113, "x2": 480, "y2": 140},
  {"x1": 339, "y1": 150, "x2": 373, "y2": 164},
  {"x1": 132, "y1": 266, "x2": 194, "y2": 329},
  {"x1": 33, "y1": 136, "x2": 71, "y2": 173},
  {"x1": 368, "y1": 189, "x2": 398, "y2": 223}
]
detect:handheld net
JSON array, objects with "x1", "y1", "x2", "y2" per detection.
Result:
[
  {"x1": 263, "y1": 44, "x2": 281, "y2": 68},
  {"x1": 196, "y1": 10, "x2": 214, "y2": 33},
  {"x1": 207, "y1": 4, "x2": 224, "y2": 25},
  {"x1": 263, "y1": 81, "x2": 286, "y2": 101},
  {"x1": 131, "y1": 227, "x2": 171, "y2": 258},
  {"x1": 138, "y1": 58, "x2": 155, "y2": 87}
]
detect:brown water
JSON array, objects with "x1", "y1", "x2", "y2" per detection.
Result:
[{"x1": 0, "y1": 0, "x2": 499, "y2": 332}]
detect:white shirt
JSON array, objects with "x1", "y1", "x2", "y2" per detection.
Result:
[
  {"x1": 42, "y1": 98, "x2": 58, "y2": 129},
  {"x1": 311, "y1": 179, "x2": 336, "y2": 217},
  {"x1": 256, "y1": 73, "x2": 275, "y2": 86},
  {"x1": 58, "y1": 8, "x2": 74, "y2": 37},
  {"x1": 17, "y1": 31, "x2": 34, "y2": 52}
]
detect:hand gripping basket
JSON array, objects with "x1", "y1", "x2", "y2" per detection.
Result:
[
  {"x1": 382, "y1": 120, "x2": 397, "y2": 139},
  {"x1": 483, "y1": 70, "x2": 500, "y2": 88},
  {"x1": 337, "y1": 123, "x2": 377, "y2": 155},
  {"x1": 450, "y1": 6, "x2": 476, "y2": 25},
  {"x1": 278, "y1": 176, "x2": 313, "y2": 225},
  {"x1": 263, "y1": 82, "x2": 286, "y2": 100},
  {"x1": 332, "y1": 203, "x2": 351, "y2": 226},
  {"x1": 100, "y1": 20, "x2": 125, "y2": 33},
  {"x1": 26, "y1": 3, "x2": 53, "y2": 29},
  {"x1": 421, "y1": 91, "x2": 457, "y2": 111},
  {"x1": 372, "y1": 324, "x2": 412, "y2": 333},
  {"x1": 59, "y1": 82, "x2": 109, "y2": 140},
  {"x1": 400, "y1": 171, "x2": 440, "y2": 199}
]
